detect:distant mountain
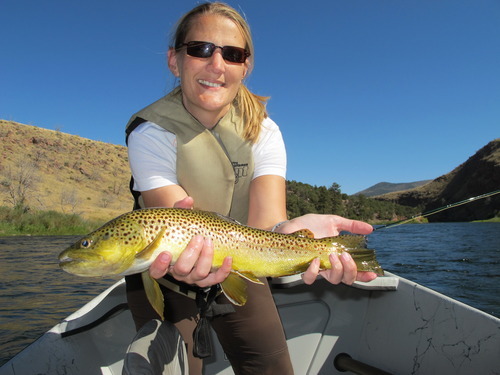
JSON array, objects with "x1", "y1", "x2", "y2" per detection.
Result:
[
  {"x1": 355, "y1": 181, "x2": 432, "y2": 197},
  {"x1": 374, "y1": 139, "x2": 500, "y2": 222}
]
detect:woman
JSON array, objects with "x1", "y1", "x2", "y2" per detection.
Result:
[{"x1": 125, "y1": 3, "x2": 377, "y2": 374}]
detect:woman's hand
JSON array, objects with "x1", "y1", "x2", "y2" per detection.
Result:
[
  {"x1": 275, "y1": 214, "x2": 378, "y2": 285},
  {"x1": 279, "y1": 213, "x2": 373, "y2": 237},
  {"x1": 148, "y1": 196, "x2": 232, "y2": 287},
  {"x1": 149, "y1": 235, "x2": 233, "y2": 287}
]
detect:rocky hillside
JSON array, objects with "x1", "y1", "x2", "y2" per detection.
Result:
[
  {"x1": 374, "y1": 139, "x2": 500, "y2": 222},
  {"x1": 0, "y1": 120, "x2": 133, "y2": 221}
]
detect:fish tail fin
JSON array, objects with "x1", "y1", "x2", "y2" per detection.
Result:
[
  {"x1": 348, "y1": 248, "x2": 384, "y2": 276},
  {"x1": 337, "y1": 235, "x2": 384, "y2": 276}
]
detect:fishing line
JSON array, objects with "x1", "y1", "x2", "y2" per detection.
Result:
[{"x1": 373, "y1": 189, "x2": 500, "y2": 231}]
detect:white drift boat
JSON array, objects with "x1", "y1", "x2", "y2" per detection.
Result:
[{"x1": 1, "y1": 272, "x2": 499, "y2": 374}]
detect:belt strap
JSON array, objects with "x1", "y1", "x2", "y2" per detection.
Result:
[
  {"x1": 156, "y1": 274, "x2": 201, "y2": 300},
  {"x1": 156, "y1": 274, "x2": 236, "y2": 359}
]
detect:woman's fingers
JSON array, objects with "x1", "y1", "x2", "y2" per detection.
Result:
[
  {"x1": 303, "y1": 251, "x2": 370, "y2": 286},
  {"x1": 149, "y1": 251, "x2": 172, "y2": 279}
]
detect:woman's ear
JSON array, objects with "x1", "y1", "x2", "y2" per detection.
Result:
[
  {"x1": 242, "y1": 63, "x2": 249, "y2": 79},
  {"x1": 167, "y1": 48, "x2": 180, "y2": 77}
]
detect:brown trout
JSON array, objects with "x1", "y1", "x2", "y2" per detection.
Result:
[{"x1": 59, "y1": 208, "x2": 383, "y2": 318}]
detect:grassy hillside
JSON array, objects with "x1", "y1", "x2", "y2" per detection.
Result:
[{"x1": 0, "y1": 120, "x2": 133, "y2": 222}]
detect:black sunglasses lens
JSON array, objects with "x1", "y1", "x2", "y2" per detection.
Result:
[
  {"x1": 185, "y1": 42, "x2": 247, "y2": 63},
  {"x1": 222, "y1": 47, "x2": 246, "y2": 63},
  {"x1": 186, "y1": 43, "x2": 214, "y2": 58}
]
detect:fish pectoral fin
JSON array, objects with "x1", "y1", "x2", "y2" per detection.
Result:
[
  {"x1": 290, "y1": 229, "x2": 315, "y2": 238},
  {"x1": 221, "y1": 272, "x2": 250, "y2": 306},
  {"x1": 135, "y1": 227, "x2": 168, "y2": 260},
  {"x1": 234, "y1": 270, "x2": 264, "y2": 285},
  {"x1": 141, "y1": 271, "x2": 164, "y2": 320}
]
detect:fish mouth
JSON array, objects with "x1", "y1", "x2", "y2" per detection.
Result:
[
  {"x1": 58, "y1": 256, "x2": 106, "y2": 277},
  {"x1": 58, "y1": 254, "x2": 101, "y2": 269},
  {"x1": 58, "y1": 255, "x2": 82, "y2": 268}
]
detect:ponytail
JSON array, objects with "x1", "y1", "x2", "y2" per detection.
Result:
[{"x1": 236, "y1": 85, "x2": 270, "y2": 143}]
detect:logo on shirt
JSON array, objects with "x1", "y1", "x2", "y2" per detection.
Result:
[{"x1": 232, "y1": 162, "x2": 249, "y2": 184}]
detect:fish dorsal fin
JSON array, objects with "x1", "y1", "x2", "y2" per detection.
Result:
[
  {"x1": 335, "y1": 234, "x2": 367, "y2": 249},
  {"x1": 141, "y1": 271, "x2": 164, "y2": 320},
  {"x1": 135, "y1": 227, "x2": 167, "y2": 260},
  {"x1": 211, "y1": 211, "x2": 242, "y2": 225},
  {"x1": 290, "y1": 229, "x2": 315, "y2": 238}
]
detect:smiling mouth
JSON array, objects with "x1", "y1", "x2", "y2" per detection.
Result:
[{"x1": 198, "y1": 79, "x2": 224, "y2": 88}]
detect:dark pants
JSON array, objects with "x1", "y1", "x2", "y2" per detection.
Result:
[{"x1": 126, "y1": 274, "x2": 294, "y2": 375}]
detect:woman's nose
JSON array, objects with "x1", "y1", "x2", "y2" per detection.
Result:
[{"x1": 207, "y1": 49, "x2": 226, "y2": 73}]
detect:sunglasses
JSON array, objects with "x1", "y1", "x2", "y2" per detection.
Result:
[{"x1": 177, "y1": 41, "x2": 250, "y2": 64}]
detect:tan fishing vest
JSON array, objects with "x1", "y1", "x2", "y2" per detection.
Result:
[{"x1": 126, "y1": 87, "x2": 254, "y2": 224}]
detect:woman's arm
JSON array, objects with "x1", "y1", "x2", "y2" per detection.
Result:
[
  {"x1": 128, "y1": 123, "x2": 232, "y2": 286},
  {"x1": 247, "y1": 175, "x2": 287, "y2": 230},
  {"x1": 140, "y1": 185, "x2": 188, "y2": 208}
]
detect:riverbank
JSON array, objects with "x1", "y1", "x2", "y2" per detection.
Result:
[
  {"x1": 474, "y1": 216, "x2": 500, "y2": 223},
  {"x1": 0, "y1": 206, "x2": 105, "y2": 236},
  {"x1": 1, "y1": 205, "x2": 498, "y2": 236}
]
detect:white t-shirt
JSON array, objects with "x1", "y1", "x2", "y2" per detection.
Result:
[{"x1": 128, "y1": 117, "x2": 287, "y2": 192}]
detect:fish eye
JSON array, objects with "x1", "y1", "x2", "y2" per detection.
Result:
[{"x1": 80, "y1": 239, "x2": 93, "y2": 248}]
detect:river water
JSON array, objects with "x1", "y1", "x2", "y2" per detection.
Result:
[{"x1": 0, "y1": 222, "x2": 499, "y2": 366}]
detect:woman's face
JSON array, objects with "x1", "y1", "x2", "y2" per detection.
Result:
[{"x1": 168, "y1": 14, "x2": 249, "y2": 128}]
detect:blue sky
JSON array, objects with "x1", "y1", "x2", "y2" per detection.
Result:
[{"x1": 1, "y1": 0, "x2": 498, "y2": 195}]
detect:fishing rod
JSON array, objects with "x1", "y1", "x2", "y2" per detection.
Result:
[{"x1": 373, "y1": 189, "x2": 500, "y2": 231}]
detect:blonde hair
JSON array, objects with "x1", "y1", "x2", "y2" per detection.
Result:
[{"x1": 171, "y1": 2, "x2": 269, "y2": 143}]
